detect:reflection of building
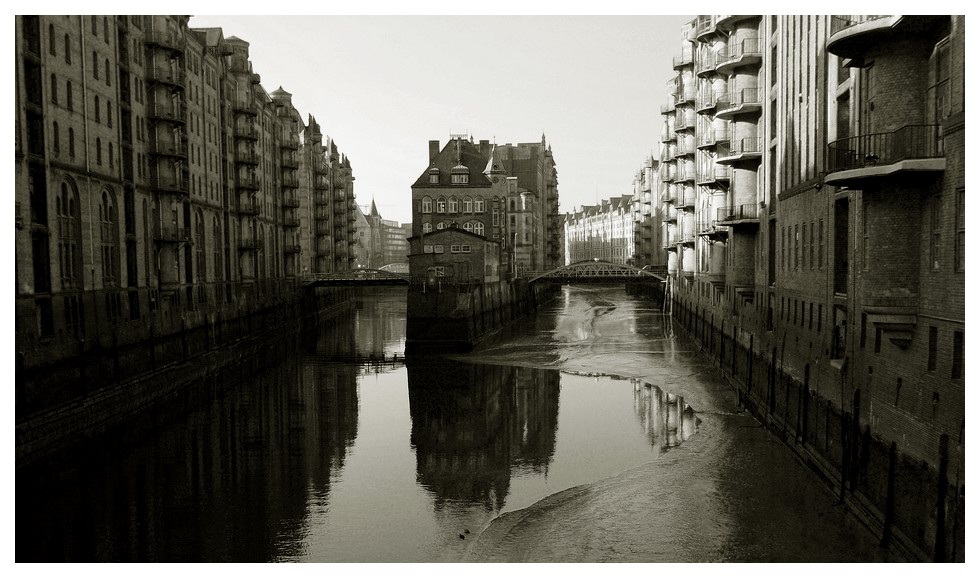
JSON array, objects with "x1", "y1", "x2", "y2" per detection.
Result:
[
  {"x1": 632, "y1": 381, "x2": 698, "y2": 452},
  {"x1": 309, "y1": 288, "x2": 406, "y2": 361},
  {"x1": 563, "y1": 196, "x2": 635, "y2": 264},
  {"x1": 407, "y1": 361, "x2": 559, "y2": 511}
]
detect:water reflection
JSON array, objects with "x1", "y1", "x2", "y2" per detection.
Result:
[
  {"x1": 407, "y1": 362, "x2": 560, "y2": 512},
  {"x1": 631, "y1": 379, "x2": 700, "y2": 451}
]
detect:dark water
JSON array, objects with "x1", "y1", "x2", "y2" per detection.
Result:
[{"x1": 16, "y1": 287, "x2": 699, "y2": 562}]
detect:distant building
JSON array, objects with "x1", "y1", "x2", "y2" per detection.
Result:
[
  {"x1": 563, "y1": 196, "x2": 635, "y2": 265},
  {"x1": 407, "y1": 228, "x2": 501, "y2": 284}
]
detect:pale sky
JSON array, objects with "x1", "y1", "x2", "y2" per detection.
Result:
[{"x1": 188, "y1": 14, "x2": 692, "y2": 225}]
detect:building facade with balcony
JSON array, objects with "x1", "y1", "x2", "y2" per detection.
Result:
[
  {"x1": 658, "y1": 15, "x2": 964, "y2": 561},
  {"x1": 14, "y1": 15, "x2": 358, "y2": 419}
]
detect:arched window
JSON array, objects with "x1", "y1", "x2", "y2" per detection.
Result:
[
  {"x1": 108, "y1": 143, "x2": 113, "y2": 167},
  {"x1": 421, "y1": 196, "x2": 432, "y2": 213},
  {"x1": 99, "y1": 189, "x2": 119, "y2": 287},
  {"x1": 195, "y1": 211, "x2": 206, "y2": 282},
  {"x1": 422, "y1": 222, "x2": 432, "y2": 234},
  {"x1": 95, "y1": 138, "x2": 102, "y2": 164},
  {"x1": 57, "y1": 181, "x2": 82, "y2": 289},
  {"x1": 90, "y1": 16, "x2": 97, "y2": 35},
  {"x1": 213, "y1": 215, "x2": 222, "y2": 281},
  {"x1": 92, "y1": 50, "x2": 98, "y2": 80},
  {"x1": 50, "y1": 73, "x2": 58, "y2": 104},
  {"x1": 463, "y1": 221, "x2": 473, "y2": 233},
  {"x1": 428, "y1": 167, "x2": 439, "y2": 184},
  {"x1": 106, "y1": 100, "x2": 112, "y2": 127},
  {"x1": 436, "y1": 196, "x2": 446, "y2": 213},
  {"x1": 94, "y1": 95, "x2": 100, "y2": 122},
  {"x1": 473, "y1": 222, "x2": 485, "y2": 236},
  {"x1": 48, "y1": 24, "x2": 55, "y2": 55},
  {"x1": 52, "y1": 122, "x2": 59, "y2": 153},
  {"x1": 66, "y1": 80, "x2": 72, "y2": 110},
  {"x1": 448, "y1": 196, "x2": 459, "y2": 213},
  {"x1": 63, "y1": 34, "x2": 70, "y2": 64},
  {"x1": 103, "y1": 18, "x2": 108, "y2": 42},
  {"x1": 68, "y1": 127, "x2": 74, "y2": 157},
  {"x1": 463, "y1": 196, "x2": 473, "y2": 213},
  {"x1": 105, "y1": 58, "x2": 110, "y2": 86},
  {"x1": 474, "y1": 197, "x2": 485, "y2": 213},
  {"x1": 436, "y1": 221, "x2": 446, "y2": 230}
]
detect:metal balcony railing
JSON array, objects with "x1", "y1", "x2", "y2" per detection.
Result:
[
  {"x1": 153, "y1": 224, "x2": 190, "y2": 242},
  {"x1": 673, "y1": 50, "x2": 694, "y2": 68},
  {"x1": 238, "y1": 239, "x2": 261, "y2": 251},
  {"x1": 281, "y1": 174, "x2": 299, "y2": 188},
  {"x1": 282, "y1": 194, "x2": 300, "y2": 208},
  {"x1": 729, "y1": 136, "x2": 763, "y2": 155},
  {"x1": 147, "y1": 102, "x2": 184, "y2": 123},
  {"x1": 694, "y1": 15, "x2": 716, "y2": 37},
  {"x1": 144, "y1": 31, "x2": 184, "y2": 53},
  {"x1": 830, "y1": 15, "x2": 891, "y2": 36},
  {"x1": 696, "y1": 50, "x2": 718, "y2": 75},
  {"x1": 283, "y1": 243, "x2": 301, "y2": 253},
  {"x1": 235, "y1": 150, "x2": 259, "y2": 165},
  {"x1": 283, "y1": 216, "x2": 300, "y2": 228},
  {"x1": 675, "y1": 84, "x2": 697, "y2": 104},
  {"x1": 147, "y1": 139, "x2": 188, "y2": 158},
  {"x1": 826, "y1": 124, "x2": 943, "y2": 173},
  {"x1": 238, "y1": 199, "x2": 259, "y2": 215},
  {"x1": 232, "y1": 99, "x2": 259, "y2": 116},
  {"x1": 145, "y1": 65, "x2": 186, "y2": 87},
  {"x1": 717, "y1": 87, "x2": 762, "y2": 114},
  {"x1": 151, "y1": 174, "x2": 189, "y2": 195},
  {"x1": 717, "y1": 204, "x2": 759, "y2": 222},
  {"x1": 236, "y1": 174, "x2": 259, "y2": 190},
  {"x1": 281, "y1": 156, "x2": 299, "y2": 169},
  {"x1": 719, "y1": 37, "x2": 761, "y2": 65},
  {"x1": 234, "y1": 124, "x2": 259, "y2": 140}
]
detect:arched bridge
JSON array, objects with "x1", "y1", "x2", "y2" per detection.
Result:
[
  {"x1": 525, "y1": 260, "x2": 667, "y2": 284},
  {"x1": 304, "y1": 268, "x2": 409, "y2": 287}
]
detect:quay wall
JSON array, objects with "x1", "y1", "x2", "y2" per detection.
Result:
[
  {"x1": 16, "y1": 285, "x2": 354, "y2": 467},
  {"x1": 406, "y1": 279, "x2": 557, "y2": 353},
  {"x1": 670, "y1": 294, "x2": 964, "y2": 563}
]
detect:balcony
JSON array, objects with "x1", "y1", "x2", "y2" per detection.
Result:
[
  {"x1": 144, "y1": 31, "x2": 184, "y2": 54},
  {"x1": 235, "y1": 150, "x2": 259, "y2": 166},
  {"x1": 824, "y1": 124, "x2": 944, "y2": 187},
  {"x1": 661, "y1": 127, "x2": 675, "y2": 142},
  {"x1": 234, "y1": 124, "x2": 259, "y2": 141},
  {"x1": 679, "y1": 231, "x2": 696, "y2": 245},
  {"x1": 147, "y1": 102, "x2": 185, "y2": 124},
  {"x1": 280, "y1": 139, "x2": 300, "y2": 151},
  {"x1": 238, "y1": 199, "x2": 259, "y2": 215},
  {"x1": 696, "y1": 51, "x2": 718, "y2": 76},
  {"x1": 236, "y1": 174, "x2": 260, "y2": 191},
  {"x1": 696, "y1": 165, "x2": 732, "y2": 185},
  {"x1": 281, "y1": 174, "x2": 300, "y2": 189},
  {"x1": 826, "y1": 16, "x2": 946, "y2": 62},
  {"x1": 716, "y1": 204, "x2": 760, "y2": 227},
  {"x1": 674, "y1": 85, "x2": 697, "y2": 106},
  {"x1": 672, "y1": 50, "x2": 693, "y2": 70},
  {"x1": 695, "y1": 91, "x2": 718, "y2": 114},
  {"x1": 660, "y1": 101, "x2": 676, "y2": 114},
  {"x1": 238, "y1": 239, "x2": 260, "y2": 251},
  {"x1": 676, "y1": 166, "x2": 697, "y2": 183},
  {"x1": 674, "y1": 114, "x2": 696, "y2": 132},
  {"x1": 151, "y1": 174, "x2": 189, "y2": 196},
  {"x1": 716, "y1": 15, "x2": 761, "y2": 30},
  {"x1": 715, "y1": 88, "x2": 762, "y2": 119},
  {"x1": 698, "y1": 127, "x2": 730, "y2": 149},
  {"x1": 281, "y1": 155, "x2": 299, "y2": 169},
  {"x1": 694, "y1": 15, "x2": 719, "y2": 40},
  {"x1": 697, "y1": 217, "x2": 726, "y2": 240},
  {"x1": 145, "y1": 65, "x2": 186, "y2": 88},
  {"x1": 147, "y1": 139, "x2": 188, "y2": 159},
  {"x1": 315, "y1": 195, "x2": 331, "y2": 206},
  {"x1": 282, "y1": 194, "x2": 300, "y2": 208},
  {"x1": 316, "y1": 222, "x2": 332, "y2": 236},
  {"x1": 153, "y1": 224, "x2": 190, "y2": 243},
  {"x1": 232, "y1": 99, "x2": 259, "y2": 117},
  {"x1": 716, "y1": 37, "x2": 762, "y2": 75},
  {"x1": 283, "y1": 217, "x2": 300, "y2": 229},
  {"x1": 717, "y1": 137, "x2": 763, "y2": 164},
  {"x1": 664, "y1": 208, "x2": 677, "y2": 223},
  {"x1": 676, "y1": 139, "x2": 695, "y2": 158},
  {"x1": 283, "y1": 243, "x2": 301, "y2": 254}
]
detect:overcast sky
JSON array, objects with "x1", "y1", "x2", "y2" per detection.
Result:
[{"x1": 189, "y1": 15, "x2": 692, "y2": 224}]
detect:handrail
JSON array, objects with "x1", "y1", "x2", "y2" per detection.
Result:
[{"x1": 826, "y1": 124, "x2": 943, "y2": 173}]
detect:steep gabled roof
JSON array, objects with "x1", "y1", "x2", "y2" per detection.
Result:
[{"x1": 412, "y1": 138, "x2": 492, "y2": 188}]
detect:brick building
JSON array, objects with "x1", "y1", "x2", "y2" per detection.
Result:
[
  {"x1": 407, "y1": 228, "x2": 501, "y2": 284},
  {"x1": 410, "y1": 134, "x2": 560, "y2": 278},
  {"x1": 658, "y1": 15, "x2": 964, "y2": 560},
  {"x1": 15, "y1": 16, "x2": 357, "y2": 404},
  {"x1": 631, "y1": 154, "x2": 663, "y2": 268}
]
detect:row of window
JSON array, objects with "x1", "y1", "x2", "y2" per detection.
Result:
[
  {"x1": 420, "y1": 221, "x2": 487, "y2": 236},
  {"x1": 420, "y1": 196, "x2": 486, "y2": 214},
  {"x1": 781, "y1": 219, "x2": 824, "y2": 272},
  {"x1": 422, "y1": 244, "x2": 472, "y2": 254}
]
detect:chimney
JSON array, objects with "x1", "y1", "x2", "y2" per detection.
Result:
[
  {"x1": 429, "y1": 140, "x2": 440, "y2": 162},
  {"x1": 479, "y1": 139, "x2": 490, "y2": 157}
]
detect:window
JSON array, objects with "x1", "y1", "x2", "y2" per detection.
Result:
[
  {"x1": 106, "y1": 101, "x2": 112, "y2": 127},
  {"x1": 461, "y1": 244, "x2": 471, "y2": 253},
  {"x1": 50, "y1": 74, "x2": 58, "y2": 104},
  {"x1": 810, "y1": 221, "x2": 815, "y2": 269},
  {"x1": 108, "y1": 143, "x2": 113, "y2": 167},
  {"x1": 436, "y1": 197, "x2": 446, "y2": 213},
  {"x1": 99, "y1": 189, "x2": 119, "y2": 287},
  {"x1": 94, "y1": 95, "x2": 100, "y2": 122},
  {"x1": 451, "y1": 173, "x2": 469, "y2": 185},
  {"x1": 422, "y1": 222, "x2": 432, "y2": 234},
  {"x1": 473, "y1": 222, "x2": 485, "y2": 236},
  {"x1": 421, "y1": 196, "x2": 431, "y2": 213},
  {"x1": 91, "y1": 15, "x2": 97, "y2": 35},
  {"x1": 48, "y1": 24, "x2": 56, "y2": 55},
  {"x1": 436, "y1": 221, "x2": 446, "y2": 230},
  {"x1": 105, "y1": 58, "x2": 111, "y2": 86},
  {"x1": 66, "y1": 80, "x2": 72, "y2": 110},
  {"x1": 52, "y1": 122, "x2": 59, "y2": 153},
  {"x1": 103, "y1": 17, "x2": 108, "y2": 43},
  {"x1": 96, "y1": 138, "x2": 102, "y2": 165},
  {"x1": 92, "y1": 50, "x2": 99, "y2": 80},
  {"x1": 928, "y1": 326, "x2": 938, "y2": 371},
  {"x1": 818, "y1": 218, "x2": 824, "y2": 269},
  {"x1": 930, "y1": 195, "x2": 941, "y2": 270},
  {"x1": 64, "y1": 34, "x2": 70, "y2": 63},
  {"x1": 57, "y1": 182, "x2": 81, "y2": 289},
  {"x1": 68, "y1": 127, "x2": 74, "y2": 157},
  {"x1": 450, "y1": 244, "x2": 461, "y2": 253},
  {"x1": 802, "y1": 223, "x2": 807, "y2": 269},
  {"x1": 955, "y1": 188, "x2": 965, "y2": 271},
  {"x1": 448, "y1": 196, "x2": 459, "y2": 213},
  {"x1": 860, "y1": 313, "x2": 867, "y2": 348},
  {"x1": 433, "y1": 245, "x2": 444, "y2": 254},
  {"x1": 474, "y1": 197, "x2": 485, "y2": 213},
  {"x1": 463, "y1": 196, "x2": 472, "y2": 213},
  {"x1": 429, "y1": 173, "x2": 439, "y2": 184},
  {"x1": 781, "y1": 226, "x2": 785, "y2": 270},
  {"x1": 952, "y1": 331, "x2": 963, "y2": 379},
  {"x1": 463, "y1": 221, "x2": 473, "y2": 233}
]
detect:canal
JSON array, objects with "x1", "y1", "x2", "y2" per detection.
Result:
[{"x1": 16, "y1": 285, "x2": 894, "y2": 562}]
